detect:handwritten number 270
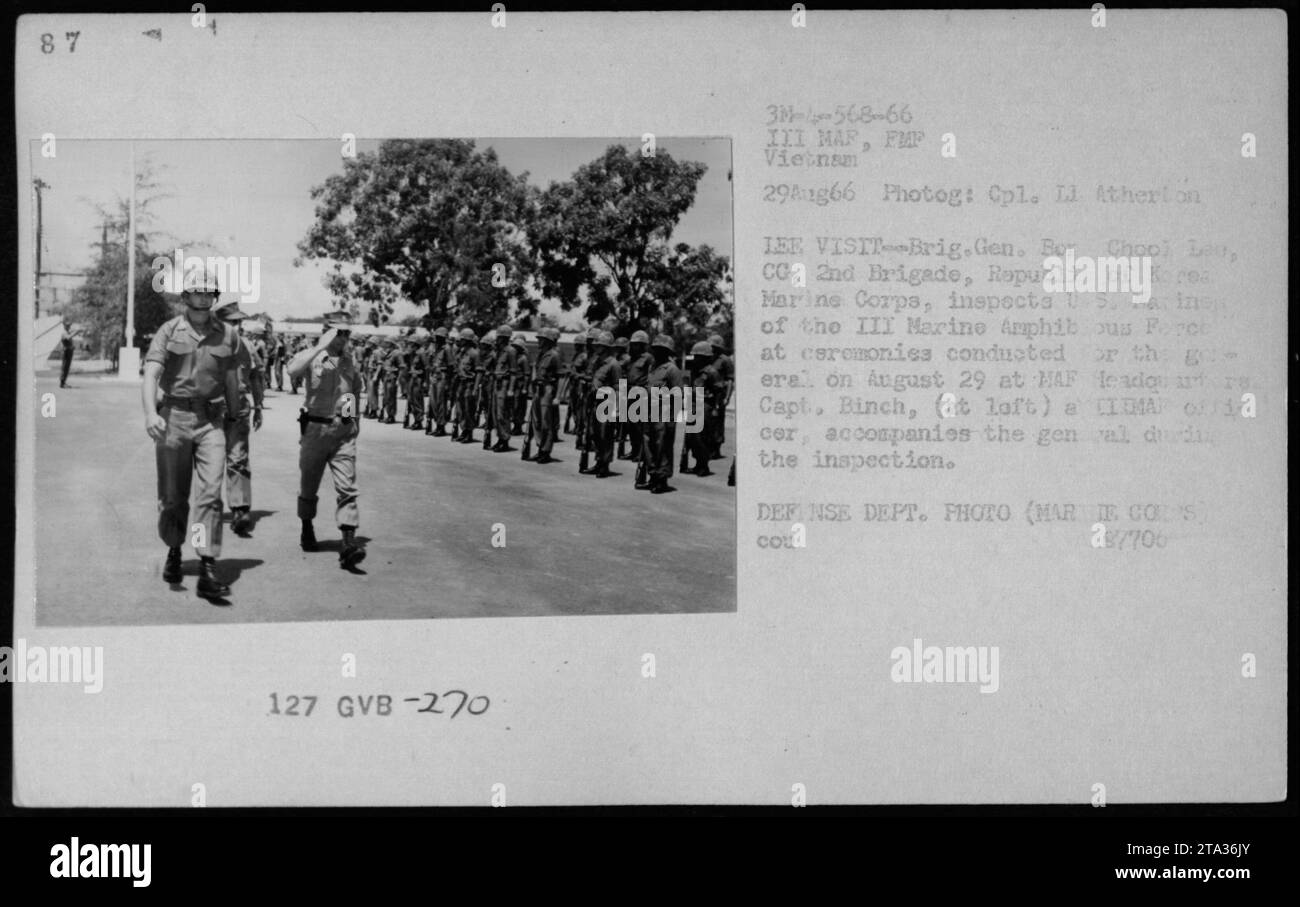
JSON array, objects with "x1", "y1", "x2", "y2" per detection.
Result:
[
  {"x1": 40, "y1": 32, "x2": 79, "y2": 54},
  {"x1": 416, "y1": 690, "x2": 489, "y2": 718}
]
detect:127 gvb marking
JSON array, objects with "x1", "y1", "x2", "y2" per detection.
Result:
[{"x1": 266, "y1": 691, "x2": 489, "y2": 718}]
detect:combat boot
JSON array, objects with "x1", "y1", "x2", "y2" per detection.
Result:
[
  {"x1": 339, "y1": 527, "x2": 366, "y2": 570},
  {"x1": 196, "y1": 558, "x2": 230, "y2": 600},
  {"x1": 300, "y1": 520, "x2": 319, "y2": 552},
  {"x1": 163, "y1": 547, "x2": 183, "y2": 583}
]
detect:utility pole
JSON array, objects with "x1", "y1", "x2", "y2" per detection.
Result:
[
  {"x1": 118, "y1": 142, "x2": 140, "y2": 380},
  {"x1": 126, "y1": 141, "x2": 136, "y2": 349},
  {"x1": 33, "y1": 178, "x2": 48, "y2": 317}
]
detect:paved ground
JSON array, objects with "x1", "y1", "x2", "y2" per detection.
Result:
[{"x1": 34, "y1": 375, "x2": 736, "y2": 625}]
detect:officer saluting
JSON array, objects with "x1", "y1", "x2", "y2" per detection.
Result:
[
  {"x1": 141, "y1": 266, "x2": 241, "y2": 600},
  {"x1": 287, "y1": 311, "x2": 366, "y2": 570}
]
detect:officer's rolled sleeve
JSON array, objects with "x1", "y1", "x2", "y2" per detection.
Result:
[{"x1": 145, "y1": 322, "x2": 172, "y2": 366}]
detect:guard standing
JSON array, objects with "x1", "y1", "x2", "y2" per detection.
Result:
[
  {"x1": 213, "y1": 299, "x2": 264, "y2": 536},
  {"x1": 510, "y1": 333, "x2": 530, "y2": 434},
  {"x1": 709, "y1": 333, "x2": 734, "y2": 459},
  {"x1": 141, "y1": 266, "x2": 241, "y2": 600},
  {"x1": 589, "y1": 331, "x2": 623, "y2": 478},
  {"x1": 566, "y1": 329, "x2": 590, "y2": 436},
  {"x1": 427, "y1": 327, "x2": 452, "y2": 435},
  {"x1": 491, "y1": 325, "x2": 521, "y2": 451},
  {"x1": 455, "y1": 329, "x2": 481, "y2": 442},
  {"x1": 478, "y1": 332, "x2": 497, "y2": 448},
  {"x1": 528, "y1": 327, "x2": 561, "y2": 463},
  {"x1": 624, "y1": 330, "x2": 654, "y2": 464},
  {"x1": 644, "y1": 334, "x2": 683, "y2": 494},
  {"x1": 287, "y1": 310, "x2": 366, "y2": 570},
  {"x1": 686, "y1": 340, "x2": 720, "y2": 477}
]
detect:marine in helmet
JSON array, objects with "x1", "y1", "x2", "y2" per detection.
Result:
[{"x1": 141, "y1": 265, "x2": 241, "y2": 600}]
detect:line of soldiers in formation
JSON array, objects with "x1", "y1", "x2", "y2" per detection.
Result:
[{"x1": 315, "y1": 324, "x2": 736, "y2": 493}]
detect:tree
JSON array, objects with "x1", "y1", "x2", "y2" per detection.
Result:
[
  {"x1": 67, "y1": 160, "x2": 175, "y2": 355},
  {"x1": 643, "y1": 242, "x2": 733, "y2": 350},
  {"x1": 532, "y1": 145, "x2": 729, "y2": 333},
  {"x1": 296, "y1": 139, "x2": 537, "y2": 327}
]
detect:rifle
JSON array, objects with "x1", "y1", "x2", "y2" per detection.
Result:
[
  {"x1": 520, "y1": 386, "x2": 535, "y2": 460},
  {"x1": 449, "y1": 375, "x2": 461, "y2": 439},
  {"x1": 578, "y1": 389, "x2": 591, "y2": 473},
  {"x1": 482, "y1": 372, "x2": 495, "y2": 450},
  {"x1": 634, "y1": 426, "x2": 648, "y2": 486}
]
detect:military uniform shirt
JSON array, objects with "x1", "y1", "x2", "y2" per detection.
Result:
[
  {"x1": 534, "y1": 348, "x2": 561, "y2": 387},
  {"x1": 303, "y1": 350, "x2": 361, "y2": 419},
  {"x1": 626, "y1": 351, "x2": 654, "y2": 388},
  {"x1": 145, "y1": 314, "x2": 237, "y2": 400}
]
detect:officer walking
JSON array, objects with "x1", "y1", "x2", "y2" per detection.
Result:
[
  {"x1": 213, "y1": 298, "x2": 264, "y2": 536},
  {"x1": 141, "y1": 266, "x2": 241, "y2": 600},
  {"x1": 527, "y1": 327, "x2": 561, "y2": 464},
  {"x1": 287, "y1": 310, "x2": 367, "y2": 570}
]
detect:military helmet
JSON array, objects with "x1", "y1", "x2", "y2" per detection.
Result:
[
  {"x1": 615, "y1": 337, "x2": 629, "y2": 349},
  {"x1": 434, "y1": 326, "x2": 449, "y2": 338},
  {"x1": 595, "y1": 330, "x2": 614, "y2": 347},
  {"x1": 651, "y1": 334, "x2": 675, "y2": 353},
  {"x1": 709, "y1": 334, "x2": 725, "y2": 348},
  {"x1": 584, "y1": 328, "x2": 599, "y2": 343},
  {"x1": 690, "y1": 340, "x2": 714, "y2": 357},
  {"x1": 538, "y1": 327, "x2": 560, "y2": 343},
  {"x1": 496, "y1": 324, "x2": 514, "y2": 338},
  {"x1": 481, "y1": 331, "x2": 496, "y2": 345},
  {"x1": 511, "y1": 334, "x2": 527, "y2": 348},
  {"x1": 459, "y1": 328, "x2": 476, "y2": 342},
  {"x1": 630, "y1": 330, "x2": 649, "y2": 345},
  {"x1": 182, "y1": 265, "x2": 222, "y2": 294}
]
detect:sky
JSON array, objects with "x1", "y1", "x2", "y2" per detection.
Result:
[{"x1": 30, "y1": 137, "x2": 733, "y2": 327}]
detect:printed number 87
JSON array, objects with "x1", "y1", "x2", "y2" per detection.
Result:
[{"x1": 40, "y1": 32, "x2": 80, "y2": 53}]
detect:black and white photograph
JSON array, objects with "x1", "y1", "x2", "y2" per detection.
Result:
[
  {"x1": 4, "y1": 7, "x2": 1288, "y2": 857},
  {"x1": 31, "y1": 137, "x2": 736, "y2": 623}
]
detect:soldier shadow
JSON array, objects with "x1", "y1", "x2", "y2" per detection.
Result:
[
  {"x1": 313, "y1": 538, "x2": 372, "y2": 575},
  {"x1": 173, "y1": 558, "x2": 265, "y2": 605},
  {"x1": 179, "y1": 558, "x2": 265, "y2": 582},
  {"x1": 221, "y1": 510, "x2": 277, "y2": 536}
]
